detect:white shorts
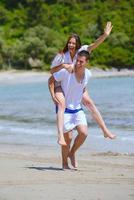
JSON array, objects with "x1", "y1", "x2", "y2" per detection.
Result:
[{"x1": 64, "y1": 110, "x2": 87, "y2": 133}]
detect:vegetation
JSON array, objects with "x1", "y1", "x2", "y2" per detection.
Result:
[{"x1": 0, "y1": 0, "x2": 133, "y2": 71}]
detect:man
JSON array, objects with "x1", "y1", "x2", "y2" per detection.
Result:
[{"x1": 49, "y1": 50, "x2": 116, "y2": 170}]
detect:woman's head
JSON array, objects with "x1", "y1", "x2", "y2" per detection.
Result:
[{"x1": 63, "y1": 33, "x2": 81, "y2": 53}]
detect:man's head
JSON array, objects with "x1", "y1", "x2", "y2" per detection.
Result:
[{"x1": 76, "y1": 50, "x2": 90, "y2": 69}]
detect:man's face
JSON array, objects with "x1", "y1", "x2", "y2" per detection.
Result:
[{"x1": 76, "y1": 55, "x2": 87, "y2": 69}]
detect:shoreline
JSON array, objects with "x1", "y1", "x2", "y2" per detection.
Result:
[
  {"x1": 0, "y1": 70, "x2": 50, "y2": 83},
  {"x1": 90, "y1": 68, "x2": 134, "y2": 78},
  {"x1": 0, "y1": 68, "x2": 134, "y2": 83}
]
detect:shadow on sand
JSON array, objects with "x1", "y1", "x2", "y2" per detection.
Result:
[{"x1": 26, "y1": 166, "x2": 63, "y2": 171}]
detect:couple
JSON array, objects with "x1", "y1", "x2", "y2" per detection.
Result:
[{"x1": 48, "y1": 22, "x2": 116, "y2": 170}]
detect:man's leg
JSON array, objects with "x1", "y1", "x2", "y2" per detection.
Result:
[
  {"x1": 69, "y1": 125, "x2": 88, "y2": 169},
  {"x1": 61, "y1": 131, "x2": 73, "y2": 169}
]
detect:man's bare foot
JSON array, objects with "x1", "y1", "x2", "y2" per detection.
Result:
[
  {"x1": 62, "y1": 164, "x2": 71, "y2": 170},
  {"x1": 69, "y1": 153, "x2": 78, "y2": 170},
  {"x1": 58, "y1": 135, "x2": 67, "y2": 146},
  {"x1": 104, "y1": 131, "x2": 116, "y2": 139}
]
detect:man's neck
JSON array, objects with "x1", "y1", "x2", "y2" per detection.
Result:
[
  {"x1": 75, "y1": 65, "x2": 85, "y2": 74},
  {"x1": 75, "y1": 67, "x2": 85, "y2": 83}
]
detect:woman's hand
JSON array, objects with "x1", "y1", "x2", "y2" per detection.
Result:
[
  {"x1": 52, "y1": 95, "x2": 60, "y2": 105},
  {"x1": 104, "y1": 21, "x2": 113, "y2": 36},
  {"x1": 64, "y1": 64, "x2": 74, "y2": 73}
]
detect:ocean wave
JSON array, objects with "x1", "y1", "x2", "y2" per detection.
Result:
[{"x1": 0, "y1": 125, "x2": 55, "y2": 136}]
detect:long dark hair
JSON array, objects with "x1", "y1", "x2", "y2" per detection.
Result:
[{"x1": 62, "y1": 33, "x2": 81, "y2": 53}]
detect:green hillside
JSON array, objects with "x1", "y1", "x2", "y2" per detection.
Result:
[{"x1": 0, "y1": 0, "x2": 133, "y2": 71}]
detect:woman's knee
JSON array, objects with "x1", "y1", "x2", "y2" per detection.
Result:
[
  {"x1": 58, "y1": 100, "x2": 65, "y2": 110},
  {"x1": 55, "y1": 93, "x2": 65, "y2": 109}
]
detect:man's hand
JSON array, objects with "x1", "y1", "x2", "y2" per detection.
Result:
[{"x1": 104, "y1": 21, "x2": 113, "y2": 36}]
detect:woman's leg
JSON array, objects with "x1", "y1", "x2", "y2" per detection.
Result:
[
  {"x1": 55, "y1": 87, "x2": 66, "y2": 145},
  {"x1": 82, "y1": 89, "x2": 116, "y2": 139}
]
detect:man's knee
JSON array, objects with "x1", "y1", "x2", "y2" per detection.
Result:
[
  {"x1": 77, "y1": 126, "x2": 88, "y2": 137},
  {"x1": 80, "y1": 131, "x2": 88, "y2": 137}
]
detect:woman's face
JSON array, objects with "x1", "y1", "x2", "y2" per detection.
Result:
[{"x1": 68, "y1": 37, "x2": 76, "y2": 53}]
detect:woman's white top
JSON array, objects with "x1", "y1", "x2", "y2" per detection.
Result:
[{"x1": 51, "y1": 45, "x2": 89, "y2": 68}]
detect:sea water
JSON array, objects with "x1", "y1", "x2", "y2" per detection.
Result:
[{"x1": 0, "y1": 76, "x2": 134, "y2": 153}]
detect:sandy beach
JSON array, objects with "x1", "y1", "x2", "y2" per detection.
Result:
[
  {"x1": 0, "y1": 144, "x2": 134, "y2": 200},
  {"x1": 0, "y1": 70, "x2": 50, "y2": 83},
  {"x1": 0, "y1": 69, "x2": 134, "y2": 200},
  {"x1": 0, "y1": 68, "x2": 134, "y2": 83}
]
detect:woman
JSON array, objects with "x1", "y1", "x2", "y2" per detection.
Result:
[{"x1": 48, "y1": 22, "x2": 115, "y2": 146}]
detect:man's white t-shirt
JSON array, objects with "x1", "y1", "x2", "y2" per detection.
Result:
[
  {"x1": 53, "y1": 68, "x2": 92, "y2": 110},
  {"x1": 51, "y1": 45, "x2": 89, "y2": 68}
]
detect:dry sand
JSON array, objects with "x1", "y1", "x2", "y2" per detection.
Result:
[
  {"x1": 0, "y1": 68, "x2": 134, "y2": 83},
  {"x1": 0, "y1": 144, "x2": 134, "y2": 200},
  {"x1": 0, "y1": 70, "x2": 50, "y2": 83}
]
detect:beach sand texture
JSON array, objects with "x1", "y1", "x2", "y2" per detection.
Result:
[
  {"x1": 0, "y1": 68, "x2": 134, "y2": 83},
  {"x1": 0, "y1": 145, "x2": 134, "y2": 200}
]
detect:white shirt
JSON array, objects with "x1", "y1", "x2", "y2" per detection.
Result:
[{"x1": 53, "y1": 68, "x2": 92, "y2": 110}]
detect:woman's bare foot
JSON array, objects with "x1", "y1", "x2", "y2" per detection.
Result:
[
  {"x1": 58, "y1": 135, "x2": 67, "y2": 146},
  {"x1": 69, "y1": 153, "x2": 78, "y2": 170},
  {"x1": 104, "y1": 130, "x2": 116, "y2": 139}
]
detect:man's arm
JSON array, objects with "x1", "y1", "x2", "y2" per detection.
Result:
[
  {"x1": 88, "y1": 21, "x2": 113, "y2": 53},
  {"x1": 82, "y1": 89, "x2": 116, "y2": 139}
]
